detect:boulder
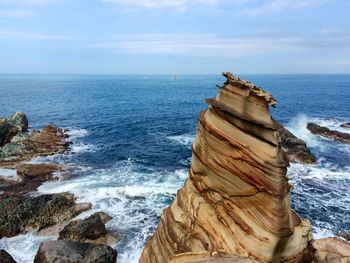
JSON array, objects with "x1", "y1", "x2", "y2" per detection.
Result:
[
  {"x1": 0, "y1": 192, "x2": 91, "y2": 238},
  {"x1": 0, "y1": 249, "x2": 17, "y2": 263},
  {"x1": 340, "y1": 122, "x2": 350, "y2": 128},
  {"x1": 0, "y1": 119, "x2": 18, "y2": 147},
  {"x1": 8, "y1": 112, "x2": 28, "y2": 132},
  {"x1": 276, "y1": 123, "x2": 316, "y2": 164},
  {"x1": 312, "y1": 237, "x2": 350, "y2": 263},
  {"x1": 140, "y1": 73, "x2": 312, "y2": 263},
  {"x1": 307, "y1": 123, "x2": 350, "y2": 144},
  {"x1": 34, "y1": 240, "x2": 117, "y2": 263},
  {"x1": 58, "y1": 212, "x2": 118, "y2": 245}
]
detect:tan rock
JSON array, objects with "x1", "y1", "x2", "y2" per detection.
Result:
[
  {"x1": 312, "y1": 237, "x2": 350, "y2": 263},
  {"x1": 140, "y1": 73, "x2": 312, "y2": 263}
]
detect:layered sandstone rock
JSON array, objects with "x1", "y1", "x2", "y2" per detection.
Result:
[{"x1": 140, "y1": 72, "x2": 312, "y2": 263}]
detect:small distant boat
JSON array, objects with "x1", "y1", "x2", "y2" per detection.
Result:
[{"x1": 171, "y1": 75, "x2": 180, "y2": 80}]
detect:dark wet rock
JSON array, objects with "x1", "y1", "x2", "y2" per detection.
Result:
[
  {"x1": 0, "y1": 119, "x2": 18, "y2": 147},
  {"x1": 338, "y1": 232, "x2": 350, "y2": 241},
  {"x1": 34, "y1": 240, "x2": 117, "y2": 263},
  {"x1": 16, "y1": 163, "x2": 64, "y2": 182},
  {"x1": 0, "y1": 192, "x2": 91, "y2": 238},
  {"x1": 0, "y1": 249, "x2": 17, "y2": 263},
  {"x1": 8, "y1": 112, "x2": 28, "y2": 132},
  {"x1": 0, "y1": 124, "x2": 69, "y2": 165},
  {"x1": 307, "y1": 122, "x2": 350, "y2": 144},
  {"x1": 340, "y1": 122, "x2": 350, "y2": 128},
  {"x1": 0, "y1": 180, "x2": 44, "y2": 196},
  {"x1": 58, "y1": 212, "x2": 118, "y2": 245},
  {"x1": 276, "y1": 123, "x2": 316, "y2": 164}
]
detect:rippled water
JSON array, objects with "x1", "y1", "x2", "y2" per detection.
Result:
[{"x1": 0, "y1": 74, "x2": 349, "y2": 262}]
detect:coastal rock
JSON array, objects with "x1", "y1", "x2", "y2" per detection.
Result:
[
  {"x1": 276, "y1": 123, "x2": 316, "y2": 164},
  {"x1": 340, "y1": 122, "x2": 350, "y2": 129},
  {"x1": 0, "y1": 192, "x2": 91, "y2": 238},
  {"x1": 0, "y1": 119, "x2": 18, "y2": 147},
  {"x1": 8, "y1": 112, "x2": 28, "y2": 132},
  {"x1": 0, "y1": 249, "x2": 17, "y2": 263},
  {"x1": 58, "y1": 212, "x2": 118, "y2": 245},
  {"x1": 0, "y1": 124, "x2": 69, "y2": 165},
  {"x1": 34, "y1": 240, "x2": 117, "y2": 263},
  {"x1": 16, "y1": 163, "x2": 64, "y2": 181},
  {"x1": 312, "y1": 237, "x2": 350, "y2": 263},
  {"x1": 307, "y1": 123, "x2": 350, "y2": 144},
  {"x1": 140, "y1": 73, "x2": 312, "y2": 263}
]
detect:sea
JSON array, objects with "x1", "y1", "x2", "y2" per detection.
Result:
[{"x1": 0, "y1": 74, "x2": 349, "y2": 262}]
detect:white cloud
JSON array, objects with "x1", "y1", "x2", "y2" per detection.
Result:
[
  {"x1": 242, "y1": 0, "x2": 329, "y2": 15},
  {"x1": 102, "y1": 0, "x2": 218, "y2": 11},
  {"x1": 0, "y1": 29, "x2": 80, "y2": 40},
  {"x1": 92, "y1": 32, "x2": 350, "y2": 56}
]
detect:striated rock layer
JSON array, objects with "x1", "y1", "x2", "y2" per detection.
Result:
[{"x1": 140, "y1": 72, "x2": 312, "y2": 263}]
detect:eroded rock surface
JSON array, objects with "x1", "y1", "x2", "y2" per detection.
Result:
[
  {"x1": 307, "y1": 123, "x2": 350, "y2": 144},
  {"x1": 0, "y1": 192, "x2": 91, "y2": 238},
  {"x1": 0, "y1": 119, "x2": 70, "y2": 165},
  {"x1": 312, "y1": 237, "x2": 350, "y2": 263},
  {"x1": 34, "y1": 240, "x2": 117, "y2": 263},
  {"x1": 140, "y1": 73, "x2": 312, "y2": 263},
  {"x1": 58, "y1": 212, "x2": 118, "y2": 245}
]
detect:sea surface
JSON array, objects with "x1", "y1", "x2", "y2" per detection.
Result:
[{"x1": 0, "y1": 74, "x2": 349, "y2": 262}]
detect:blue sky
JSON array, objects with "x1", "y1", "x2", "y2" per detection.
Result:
[{"x1": 0, "y1": 0, "x2": 349, "y2": 74}]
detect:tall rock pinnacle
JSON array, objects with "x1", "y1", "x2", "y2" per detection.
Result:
[{"x1": 140, "y1": 73, "x2": 312, "y2": 263}]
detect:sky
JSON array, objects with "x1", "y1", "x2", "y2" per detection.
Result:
[{"x1": 0, "y1": 0, "x2": 350, "y2": 74}]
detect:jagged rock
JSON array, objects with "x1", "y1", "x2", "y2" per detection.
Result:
[
  {"x1": 340, "y1": 122, "x2": 350, "y2": 128},
  {"x1": 58, "y1": 212, "x2": 118, "y2": 245},
  {"x1": 34, "y1": 240, "x2": 117, "y2": 263},
  {"x1": 0, "y1": 192, "x2": 91, "y2": 238},
  {"x1": 8, "y1": 112, "x2": 28, "y2": 132},
  {"x1": 0, "y1": 249, "x2": 17, "y2": 263},
  {"x1": 307, "y1": 123, "x2": 350, "y2": 144},
  {"x1": 16, "y1": 163, "x2": 64, "y2": 182},
  {"x1": 0, "y1": 124, "x2": 69, "y2": 165},
  {"x1": 0, "y1": 119, "x2": 18, "y2": 147},
  {"x1": 140, "y1": 73, "x2": 312, "y2": 263},
  {"x1": 276, "y1": 123, "x2": 316, "y2": 164},
  {"x1": 312, "y1": 237, "x2": 350, "y2": 263}
]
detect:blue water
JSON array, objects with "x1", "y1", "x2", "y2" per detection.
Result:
[{"x1": 0, "y1": 74, "x2": 349, "y2": 262}]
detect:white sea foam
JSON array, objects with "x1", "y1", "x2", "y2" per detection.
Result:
[
  {"x1": 0, "y1": 234, "x2": 54, "y2": 263},
  {"x1": 168, "y1": 134, "x2": 195, "y2": 148},
  {"x1": 0, "y1": 168, "x2": 17, "y2": 179},
  {"x1": 66, "y1": 128, "x2": 89, "y2": 139}
]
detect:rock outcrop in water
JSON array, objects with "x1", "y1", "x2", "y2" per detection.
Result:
[
  {"x1": 34, "y1": 240, "x2": 117, "y2": 263},
  {"x1": 276, "y1": 123, "x2": 316, "y2": 164},
  {"x1": 0, "y1": 112, "x2": 69, "y2": 166},
  {"x1": 340, "y1": 122, "x2": 350, "y2": 129},
  {"x1": 0, "y1": 192, "x2": 91, "y2": 238},
  {"x1": 307, "y1": 123, "x2": 350, "y2": 144},
  {"x1": 140, "y1": 72, "x2": 313, "y2": 263}
]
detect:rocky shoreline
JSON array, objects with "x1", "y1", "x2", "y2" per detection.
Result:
[
  {"x1": 1, "y1": 74, "x2": 350, "y2": 262},
  {"x1": 0, "y1": 113, "x2": 118, "y2": 262}
]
